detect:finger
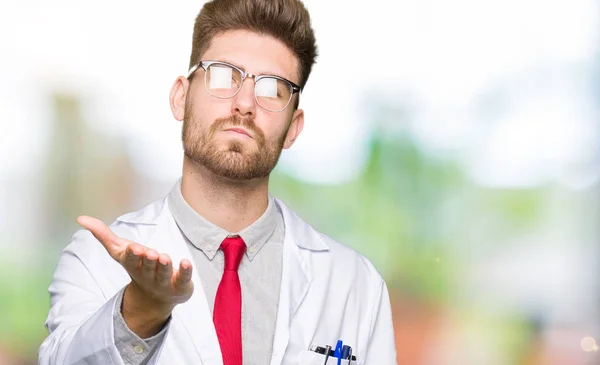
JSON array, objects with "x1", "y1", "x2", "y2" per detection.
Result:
[
  {"x1": 141, "y1": 249, "x2": 159, "y2": 280},
  {"x1": 174, "y1": 259, "x2": 193, "y2": 287},
  {"x1": 123, "y1": 243, "x2": 145, "y2": 272},
  {"x1": 156, "y1": 254, "x2": 172, "y2": 286},
  {"x1": 77, "y1": 216, "x2": 133, "y2": 260}
]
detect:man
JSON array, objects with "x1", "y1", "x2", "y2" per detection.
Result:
[{"x1": 39, "y1": 0, "x2": 397, "y2": 364}]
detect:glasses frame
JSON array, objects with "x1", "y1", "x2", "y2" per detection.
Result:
[{"x1": 187, "y1": 60, "x2": 302, "y2": 113}]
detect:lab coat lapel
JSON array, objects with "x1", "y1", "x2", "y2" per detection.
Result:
[
  {"x1": 270, "y1": 199, "x2": 329, "y2": 365},
  {"x1": 145, "y1": 199, "x2": 223, "y2": 365}
]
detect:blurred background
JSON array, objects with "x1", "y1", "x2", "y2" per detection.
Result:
[{"x1": 1, "y1": 0, "x2": 599, "y2": 364}]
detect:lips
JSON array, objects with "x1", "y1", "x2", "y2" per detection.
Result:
[{"x1": 224, "y1": 127, "x2": 252, "y2": 138}]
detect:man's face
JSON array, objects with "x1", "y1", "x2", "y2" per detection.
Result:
[{"x1": 180, "y1": 30, "x2": 303, "y2": 181}]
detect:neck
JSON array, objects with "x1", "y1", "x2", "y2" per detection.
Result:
[{"x1": 180, "y1": 155, "x2": 270, "y2": 233}]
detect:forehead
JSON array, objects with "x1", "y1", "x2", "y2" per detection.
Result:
[{"x1": 201, "y1": 30, "x2": 300, "y2": 83}]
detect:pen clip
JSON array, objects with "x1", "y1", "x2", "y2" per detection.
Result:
[{"x1": 322, "y1": 345, "x2": 332, "y2": 365}]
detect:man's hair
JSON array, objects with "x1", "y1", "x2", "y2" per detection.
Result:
[{"x1": 189, "y1": 0, "x2": 318, "y2": 91}]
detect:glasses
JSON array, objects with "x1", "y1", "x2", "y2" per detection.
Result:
[{"x1": 187, "y1": 60, "x2": 301, "y2": 113}]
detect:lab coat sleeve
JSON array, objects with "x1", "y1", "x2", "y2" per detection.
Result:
[
  {"x1": 38, "y1": 242, "x2": 170, "y2": 365},
  {"x1": 362, "y1": 279, "x2": 398, "y2": 365}
]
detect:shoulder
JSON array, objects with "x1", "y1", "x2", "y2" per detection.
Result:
[{"x1": 318, "y1": 231, "x2": 385, "y2": 285}]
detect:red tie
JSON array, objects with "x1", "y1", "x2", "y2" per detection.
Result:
[{"x1": 214, "y1": 236, "x2": 246, "y2": 365}]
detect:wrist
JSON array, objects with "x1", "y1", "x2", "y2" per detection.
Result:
[{"x1": 121, "y1": 282, "x2": 174, "y2": 338}]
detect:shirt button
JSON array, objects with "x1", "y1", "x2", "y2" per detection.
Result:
[
  {"x1": 248, "y1": 247, "x2": 256, "y2": 253},
  {"x1": 133, "y1": 345, "x2": 145, "y2": 354}
]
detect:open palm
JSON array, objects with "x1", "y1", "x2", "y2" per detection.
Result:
[{"x1": 77, "y1": 215, "x2": 194, "y2": 306}]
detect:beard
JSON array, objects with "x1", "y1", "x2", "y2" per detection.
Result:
[{"x1": 182, "y1": 105, "x2": 289, "y2": 181}]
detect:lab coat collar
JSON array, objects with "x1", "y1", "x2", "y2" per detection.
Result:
[
  {"x1": 273, "y1": 197, "x2": 330, "y2": 251},
  {"x1": 117, "y1": 195, "x2": 331, "y2": 252}
]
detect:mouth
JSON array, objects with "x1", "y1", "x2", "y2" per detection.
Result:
[{"x1": 224, "y1": 127, "x2": 252, "y2": 138}]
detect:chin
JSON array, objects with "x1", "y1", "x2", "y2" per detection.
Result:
[
  {"x1": 212, "y1": 165, "x2": 271, "y2": 181},
  {"x1": 224, "y1": 139, "x2": 248, "y2": 154}
]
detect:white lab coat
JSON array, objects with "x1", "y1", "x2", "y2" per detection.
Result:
[{"x1": 39, "y1": 196, "x2": 397, "y2": 365}]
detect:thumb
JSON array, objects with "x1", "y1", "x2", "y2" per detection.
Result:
[{"x1": 77, "y1": 215, "x2": 125, "y2": 260}]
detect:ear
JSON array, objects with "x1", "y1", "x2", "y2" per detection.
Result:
[
  {"x1": 283, "y1": 108, "x2": 304, "y2": 149},
  {"x1": 169, "y1": 76, "x2": 190, "y2": 122}
]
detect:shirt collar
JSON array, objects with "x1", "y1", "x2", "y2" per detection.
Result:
[{"x1": 168, "y1": 179, "x2": 278, "y2": 261}]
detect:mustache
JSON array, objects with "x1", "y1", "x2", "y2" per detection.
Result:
[{"x1": 211, "y1": 114, "x2": 264, "y2": 139}]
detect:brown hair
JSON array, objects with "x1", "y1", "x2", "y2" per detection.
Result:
[{"x1": 189, "y1": 0, "x2": 318, "y2": 91}]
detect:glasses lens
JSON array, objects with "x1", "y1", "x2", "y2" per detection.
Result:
[
  {"x1": 255, "y1": 77, "x2": 292, "y2": 112},
  {"x1": 205, "y1": 63, "x2": 242, "y2": 98}
]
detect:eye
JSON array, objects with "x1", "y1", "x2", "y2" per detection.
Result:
[
  {"x1": 208, "y1": 64, "x2": 235, "y2": 89},
  {"x1": 255, "y1": 78, "x2": 279, "y2": 98}
]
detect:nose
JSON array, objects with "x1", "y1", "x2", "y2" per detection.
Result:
[{"x1": 231, "y1": 76, "x2": 257, "y2": 117}]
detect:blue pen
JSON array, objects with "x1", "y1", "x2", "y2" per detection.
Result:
[
  {"x1": 341, "y1": 345, "x2": 350, "y2": 360},
  {"x1": 333, "y1": 340, "x2": 343, "y2": 365}
]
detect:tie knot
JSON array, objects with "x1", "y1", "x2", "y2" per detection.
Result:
[{"x1": 220, "y1": 236, "x2": 246, "y2": 271}]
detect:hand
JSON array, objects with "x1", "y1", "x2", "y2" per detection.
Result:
[{"x1": 77, "y1": 215, "x2": 194, "y2": 337}]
